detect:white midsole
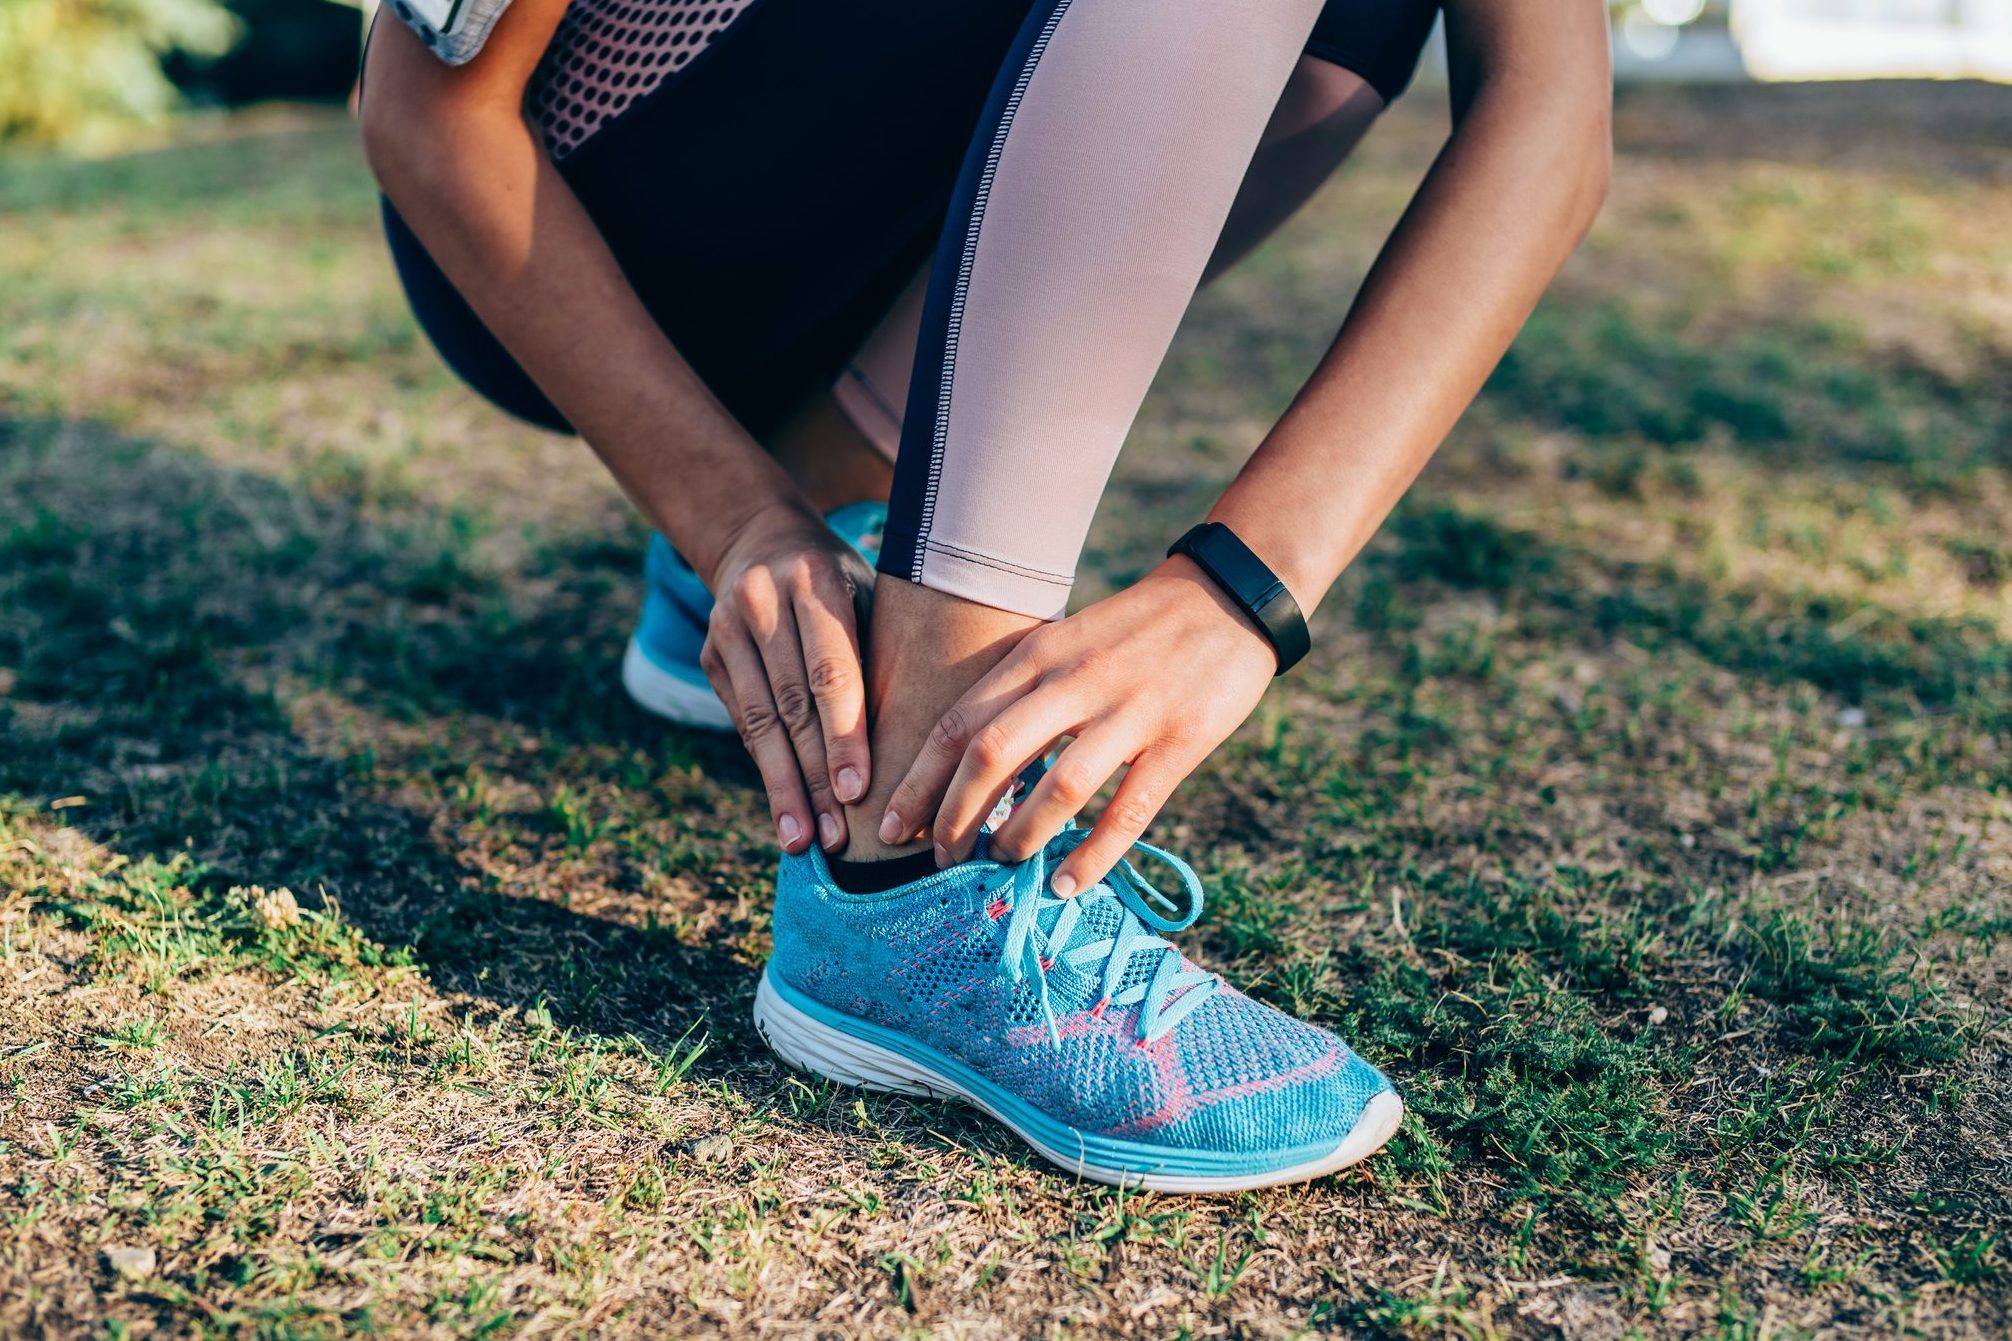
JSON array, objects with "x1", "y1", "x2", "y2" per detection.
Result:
[
  {"x1": 752, "y1": 969, "x2": 1405, "y2": 1194},
  {"x1": 622, "y1": 635, "x2": 734, "y2": 732}
]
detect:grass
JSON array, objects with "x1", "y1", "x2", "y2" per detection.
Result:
[{"x1": 2, "y1": 83, "x2": 2011, "y2": 1337}]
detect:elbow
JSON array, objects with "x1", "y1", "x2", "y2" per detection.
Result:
[
  {"x1": 359, "y1": 66, "x2": 478, "y2": 206},
  {"x1": 360, "y1": 87, "x2": 411, "y2": 194},
  {"x1": 1577, "y1": 109, "x2": 1609, "y2": 245},
  {"x1": 1583, "y1": 74, "x2": 1614, "y2": 204},
  {"x1": 360, "y1": 90, "x2": 498, "y2": 256},
  {"x1": 1579, "y1": 110, "x2": 1613, "y2": 231},
  {"x1": 360, "y1": 85, "x2": 430, "y2": 199},
  {"x1": 1566, "y1": 51, "x2": 1615, "y2": 224},
  {"x1": 358, "y1": 18, "x2": 501, "y2": 201},
  {"x1": 357, "y1": 23, "x2": 539, "y2": 284},
  {"x1": 1531, "y1": 66, "x2": 1612, "y2": 229},
  {"x1": 361, "y1": 74, "x2": 528, "y2": 233},
  {"x1": 1551, "y1": 78, "x2": 1613, "y2": 242},
  {"x1": 1458, "y1": 63, "x2": 1613, "y2": 235}
]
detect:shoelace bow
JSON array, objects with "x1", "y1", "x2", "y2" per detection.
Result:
[{"x1": 996, "y1": 830, "x2": 1219, "y2": 1048}]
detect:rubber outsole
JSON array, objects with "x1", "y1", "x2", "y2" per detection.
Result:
[
  {"x1": 622, "y1": 635, "x2": 734, "y2": 732},
  {"x1": 752, "y1": 967, "x2": 1404, "y2": 1193}
]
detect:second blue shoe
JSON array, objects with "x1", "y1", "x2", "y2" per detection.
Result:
[{"x1": 622, "y1": 501, "x2": 886, "y2": 731}]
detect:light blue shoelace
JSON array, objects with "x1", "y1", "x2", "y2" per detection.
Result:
[{"x1": 997, "y1": 830, "x2": 1220, "y2": 1048}]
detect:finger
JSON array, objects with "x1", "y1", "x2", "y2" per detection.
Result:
[
  {"x1": 987, "y1": 723, "x2": 1138, "y2": 866},
  {"x1": 931, "y1": 689, "x2": 1080, "y2": 865},
  {"x1": 878, "y1": 653, "x2": 1043, "y2": 852},
  {"x1": 751, "y1": 603, "x2": 846, "y2": 852},
  {"x1": 1049, "y1": 753, "x2": 1188, "y2": 898},
  {"x1": 793, "y1": 570, "x2": 870, "y2": 808},
  {"x1": 710, "y1": 624, "x2": 817, "y2": 854}
]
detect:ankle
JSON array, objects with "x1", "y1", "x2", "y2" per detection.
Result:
[
  {"x1": 836, "y1": 819, "x2": 928, "y2": 865},
  {"x1": 839, "y1": 580, "x2": 1040, "y2": 861}
]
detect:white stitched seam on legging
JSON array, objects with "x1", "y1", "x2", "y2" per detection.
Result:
[{"x1": 912, "y1": 0, "x2": 1076, "y2": 583}]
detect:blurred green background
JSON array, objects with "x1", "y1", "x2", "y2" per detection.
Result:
[
  {"x1": 0, "y1": 0, "x2": 361, "y2": 148},
  {"x1": 6, "y1": 0, "x2": 2012, "y2": 150}
]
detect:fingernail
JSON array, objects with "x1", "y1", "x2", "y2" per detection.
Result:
[
  {"x1": 836, "y1": 767, "x2": 863, "y2": 803},
  {"x1": 778, "y1": 814, "x2": 802, "y2": 847},
  {"x1": 1051, "y1": 872, "x2": 1078, "y2": 898},
  {"x1": 934, "y1": 843, "x2": 950, "y2": 869},
  {"x1": 879, "y1": 810, "x2": 903, "y2": 844},
  {"x1": 818, "y1": 812, "x2": 840, "y2": 849}
]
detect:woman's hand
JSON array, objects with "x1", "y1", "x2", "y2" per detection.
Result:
[
  {"x1": 880, "y1": 557, "x2": 1279, "y2": 895},
  {"x1": 699, "y1": 503, "x2": 877, "y2": 854}
]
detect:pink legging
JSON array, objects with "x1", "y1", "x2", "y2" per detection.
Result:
[
  {"x1": 838, "y1": 53, "x2": 1387, "y2": 484},
  {"x1": 857, "y1": 2, "x2": 1400, "y2": 617},
  {"x1": 391, "y1": 0, "x2": 1433, "y2": 616}
]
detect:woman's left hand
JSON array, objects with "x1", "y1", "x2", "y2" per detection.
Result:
[{"x1": 879, "y1": 556, "x2": 1281, "y2": 896}]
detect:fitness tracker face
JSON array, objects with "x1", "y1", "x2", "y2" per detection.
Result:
[{"x1": 1167, "y1": 522, "x2": 1311, "y2": 676}]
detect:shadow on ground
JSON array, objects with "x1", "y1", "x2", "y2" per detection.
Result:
[{"x1": 2, "y1": 412, "x2": 774, "y2": 1071}]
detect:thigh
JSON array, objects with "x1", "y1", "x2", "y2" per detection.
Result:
[
  {"x1": 548, "y1": 0, "x2": 1036, "y2": 440},
  {"x1": 383, "y1": 0, "x2": 1035, "y2": 438}
]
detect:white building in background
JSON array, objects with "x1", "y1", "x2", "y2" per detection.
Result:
[
  {"x1": 1610, "y1": 0, "x2": 2012, "y2": 81},
  {"x1": 1733, "y1": 0, "x2": 2012, "y2": 80}
]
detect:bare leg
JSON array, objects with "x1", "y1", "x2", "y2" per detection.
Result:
[
  {"x1": 841, "y1": 581, "x2": 1039, "y2": 861},
  {"x1": 764, "y1": 390, "x2": 894, "y2": 516}
]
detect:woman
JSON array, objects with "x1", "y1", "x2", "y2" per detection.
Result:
[{"x1": 362, "y1": 0, "x2": 1611, "y2": 1190}]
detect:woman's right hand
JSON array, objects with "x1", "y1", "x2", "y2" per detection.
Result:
[{"x1": 698, "y1": 503, "x2": 877, "y2": 855}]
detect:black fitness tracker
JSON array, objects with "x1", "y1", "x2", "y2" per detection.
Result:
[{"x1": 1167, "y1": 522, "x2": 1310, "y2": 675}]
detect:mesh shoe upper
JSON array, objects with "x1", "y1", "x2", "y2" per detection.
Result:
[
  {"x1": 635, "y1": 534, "x2": 713, "y2": 672},
  {"x1": 770, "y1": 834, "x2": 1392, "y2": 1155}
]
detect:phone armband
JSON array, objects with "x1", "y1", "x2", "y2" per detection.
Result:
[{"x1": 384, "y1": 0, "x2": 515, "y2": 66}]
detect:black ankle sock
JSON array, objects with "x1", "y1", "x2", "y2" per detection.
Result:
[{"x1": 828, "y1": 848, "x2": 943, "y2": 895}]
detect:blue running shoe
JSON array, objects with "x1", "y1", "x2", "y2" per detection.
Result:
[
  {"x1": 622, "y1": 501, "x2": 885, "y2": 731},
  {"x1": 755, "y1": 830, "x2": 1403, "y2": 1192}
]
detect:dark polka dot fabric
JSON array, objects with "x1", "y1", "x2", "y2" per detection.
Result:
[{"x1": 528, "y1": 0, "x2": 757, "y2": 159}]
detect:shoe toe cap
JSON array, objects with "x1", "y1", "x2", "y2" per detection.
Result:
[{"x1": 1148, "y1": 999, "x2": 1393, "y2": 1156}]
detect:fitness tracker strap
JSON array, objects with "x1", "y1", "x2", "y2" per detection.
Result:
[{"x1": 1167, "y1": 522, "x2": 1310, "y2": 675}]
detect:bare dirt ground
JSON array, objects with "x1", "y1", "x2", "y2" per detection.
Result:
[{"x1": 2, "y1": 79, "x2": 2009, "y2": 1338}]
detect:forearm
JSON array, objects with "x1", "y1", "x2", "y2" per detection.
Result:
[
  {"x1": 1209, "y1": 60, "x2": 1612, "y2": 611},
  {"x1": 362, "y1": 30, "x2": 803, "y2": 582}
]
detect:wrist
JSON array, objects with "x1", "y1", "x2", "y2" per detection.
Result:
[
  {"x1": 1151, "y1": 555, "x2": 1278, "y2": 673},
  {"x1": 1201, "y1": 515, "x2": 1328, "y2": 615},
  {"x1": 1165, "y1": 522, "x2": 1311, "y2": 674},
  {"x1": 695, "y1": 493, "x2": 819, "y2": 588}
]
